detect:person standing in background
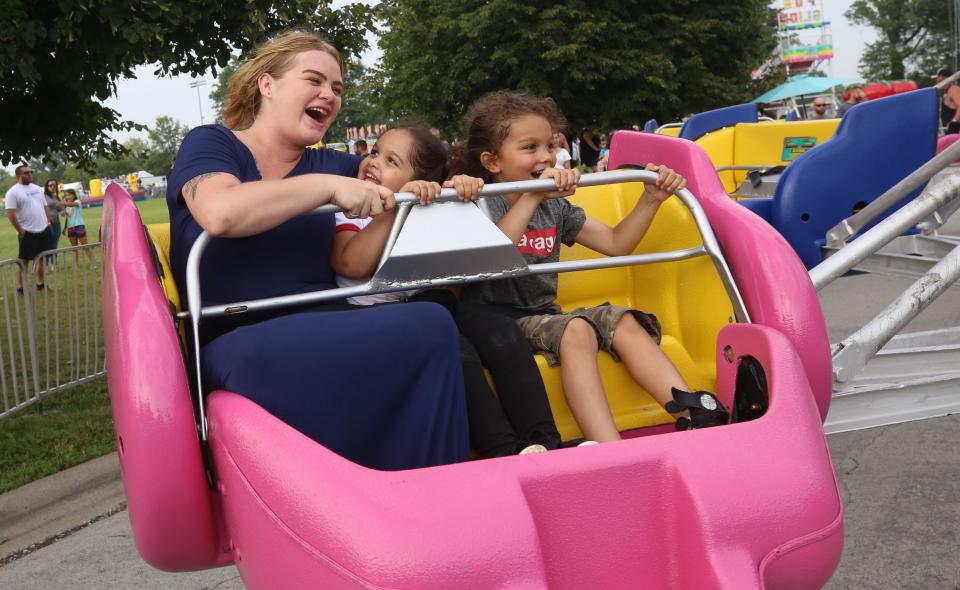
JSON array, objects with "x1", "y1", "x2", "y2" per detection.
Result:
[
  {"x1": 5, "y1": 165, "x2": 51, "y2": 293},
  {"x1": 597, "y1": 133, "x2": 610, "y2": 171},
  {"x1": 62, "y1": 189, "x2": 95, "y2": 267},
  {"x1": 42, "y1": 178, "x2": 64, "y2": 271},
  {"x1": 936, "y1": 68, "x2": 960, "y2": 134},
  {"x1": 836, "y1": 86, "x2": 866, "y2": 118},
  {"x1": 806, "y1": 98, "x2": 829, "y2": 120},
  {"x1": 579, "y1": 122, "x2": 600, "y2": 172},
  {"x1": 353, "y1": 139, "x2": 368, "y2": 157},
  {"x1": 553, "y1": 132, "x2": 572, "y2": 169}
]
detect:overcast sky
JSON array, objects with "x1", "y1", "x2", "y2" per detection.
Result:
[{"x1": 104, "y1": 0, "x2": 872, "y2": 144}]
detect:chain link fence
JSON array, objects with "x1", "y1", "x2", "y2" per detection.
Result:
[{"x1": 0, "y1": 243, "x2": 103, "y2": 419}]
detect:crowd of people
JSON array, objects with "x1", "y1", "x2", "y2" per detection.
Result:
[
  {"x1": 165, "y1": 29, "x2": 728, "y2": 472},
  {"x1": 3, "y1": 167, "x2": 96, "y2": 293},
  {"x1": 766, "y1": 68, "x2": 960, "y2": 133}
]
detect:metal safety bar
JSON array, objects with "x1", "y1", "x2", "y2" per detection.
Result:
[
  {"x1": 715, "y1": 165, "x2": 782, "y2": 173},
  {"x1": 186, "y1": 170, "x2": 750, "y2": 439},
  {"x1": 656, "y1": 123, "x2": 683, "y2": 132},
  {"x1": 824, "y1": 139, "x2": 960, "y2": 247},
  {"x1": 811, "y1": 174, "x2": 960, "y2": 290}
]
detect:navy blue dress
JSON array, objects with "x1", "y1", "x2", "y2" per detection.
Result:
[{"x1": 168, "y1": 125, "x2": 468, "y2": 470}]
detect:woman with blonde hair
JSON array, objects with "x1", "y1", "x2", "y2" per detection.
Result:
[{"x1": 167, "y1": 30, "x2": 468, "y2": 470}]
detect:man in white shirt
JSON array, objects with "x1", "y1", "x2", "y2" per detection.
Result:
[{"x1": 5, "y1": 164, "x2": 52, "y2": 293}]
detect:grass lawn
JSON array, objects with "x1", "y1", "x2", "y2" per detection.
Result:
[
  {"x1": 0, "y1": 197, "x2": 169, "y2": 493},
  {"x1": 0, "y1": 377, "x2": 114, "y2": 494},
  {"x1": 0, "y1": 197, "x2": 170, "y2": 262}
]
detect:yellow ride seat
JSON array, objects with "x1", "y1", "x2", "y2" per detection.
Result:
[
  {"x1": 697, "y1": 119, "x2": 841, "y2": 193},
  {"x1": 541, "y1": 182, "x2": 734, "y2": 439},
  {"x1": 656, "y1": 126, "x2": 682, "y2": 137},
  {"x1": 145, "y1": 223, "x2": 181, "y2": 312}
]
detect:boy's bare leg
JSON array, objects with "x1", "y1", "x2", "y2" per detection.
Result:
[
  {"x1": 612, "y1": 314, "x2": 690, "y2": 417},
  {"x1": 36, "y1": 257, "x2": 44, "y2": 285},
  {"x1": 559, "y1": 318, "x2": 621, "y2": 442},
  {"x1": 15, "y1": 261, "x2": 23, "y2": 290}
]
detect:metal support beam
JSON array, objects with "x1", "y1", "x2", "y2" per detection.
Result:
[
  {"x1": 810, "y1": 174, "x2": 960, "y2": 290},
  {"x1": 824, "y1": 139, "x2": 960, "y2": 248},
  {"x1": 825, "y1": 373, "x2": 960, "y2": 434},
  {"x1": 820, "y1": 245, "x2": 938, "y2": 279},
  {"x1": 831, "y1": 242, "x2": 960, "y2": 386}
]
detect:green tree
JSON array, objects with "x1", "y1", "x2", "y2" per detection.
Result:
[
  {"x1": 846, "y1": 0, "x2": 950, "y2": 80},
  {"x1": 0, "y1": 1, "x2": 375, "y2": 167},
  {"x1": 60, "y1": 162, "x2": 92, "y2": 186},
  {"x1": 94, "y1": 155, "x2": 141, "y2": 181},
  {"x1": 376, "y1": 0, "x2": 777, "y2": 135},
  {"x1": 26, "y1": 155, "x2": 68, "y2": 184},
  {"x1": 209, "y1": 59, "x2": 240, "y2": 125},
  {"x1": 327, "y1": 63, "x2": 391, "y2": 142},
  {"x1": 0, "y1": 170, "x2": 14, "y2": 195},
  {"x1": 144, "y1": 116, "x2": 191, "y2": 174},
  {"x1": 123, "y1": 137, "x2": 150, "y2": 163}
]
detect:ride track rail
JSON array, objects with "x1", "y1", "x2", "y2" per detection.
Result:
[
  {"x1": 810, "y1": 133, "x2": 960, "y2": 433},
  {"x1": 183, "y1": 170, "x2": 750, "y2": 440}
]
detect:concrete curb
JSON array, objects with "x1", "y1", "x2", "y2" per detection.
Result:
[{"x1": 0, "y1": 452, "x2": 124, "y2": 565}]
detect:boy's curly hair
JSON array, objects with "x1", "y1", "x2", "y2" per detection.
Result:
[{"x1": 449, "y1": 91, "x2": 567, "y2": 182}]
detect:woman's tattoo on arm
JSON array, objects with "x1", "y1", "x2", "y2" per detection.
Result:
[{"x1": 183, "y1": 173, "x2": 224, "y2": 200}]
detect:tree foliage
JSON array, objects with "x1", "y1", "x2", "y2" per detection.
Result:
[
  {"x1": 376, "y1": 0, "x2": 777, "y2": 135},
  {"x1": 0, "y1": 1, "x2": 375, "y2": 167},
  {"x1": 6, "y1": 115, "x2": 193, "y2": 191},
  {"x1": 145, "y1": 116, "x2": 191, "y2": 173},
  {"x1": 846, "y1": 0, "x2": 950, "y2": 80},
  {"x1": 209, "y1": 59, "x2": 240, "y2": 125},
  {"x1": 327, "y1": 63, "x2": 391, "y2": 141}
]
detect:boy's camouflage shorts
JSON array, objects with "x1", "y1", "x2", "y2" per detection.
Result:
[{"x1": 515, "y1": 302, "x2": 662, "y2": 366}]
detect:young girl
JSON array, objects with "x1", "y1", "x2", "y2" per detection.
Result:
[
  {"x1": 331, "y1": 123, "x2": 564, "y2": 457},
  {"x1": 553, "y1": 132, "x2": 572, "y2": 169},
  {"x1": 455, "y1": 91, "x2": 729, "y2": 442},
  {"x1": 63, "y1": 189, "x2": 95, "y2": 267}
]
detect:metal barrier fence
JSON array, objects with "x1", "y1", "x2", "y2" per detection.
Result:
[{"x1": 0, "y1": 243, "x2": 103, "y2": 420}]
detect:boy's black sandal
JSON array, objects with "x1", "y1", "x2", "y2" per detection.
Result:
[{"x1": 665, "y1": 387, "x2": 729, "y2": 431}]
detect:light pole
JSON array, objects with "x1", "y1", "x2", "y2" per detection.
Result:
[{"x1": 189, "y1": 80, "x2": 207, "y2": 125}]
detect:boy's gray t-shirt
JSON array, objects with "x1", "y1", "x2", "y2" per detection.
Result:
[{"x1": 462, "y1": 196, "x2": 587, "y2": 312}]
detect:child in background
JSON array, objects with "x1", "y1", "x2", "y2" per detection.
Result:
[
  {"x1": 63, "y1": 189, "x2": 95, "y2": 268},
  {"x1": 553, "y1": 132, "x2": 572, "y2": 169},
  {"x1": 454, "y1": 91, "x2": 729, "y2": 441},
  {"x1": 597, "y1": 133, "x2": 610, "y2": 171},
  {"x1": 331, "y1": 123, "x2": 564, "y2": 457}
]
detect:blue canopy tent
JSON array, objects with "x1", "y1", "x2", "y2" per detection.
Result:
[{"x1": 754, "y1": 75, "x2": 852, "y2": 118}]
